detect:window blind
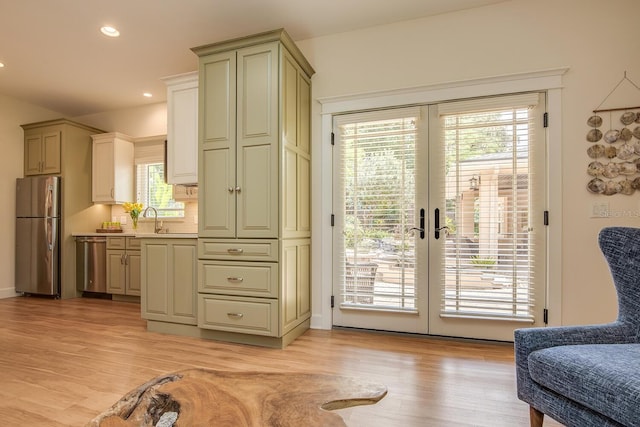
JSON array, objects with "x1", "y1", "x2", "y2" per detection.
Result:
[
  {"x1": 335, "y1": 107, "x2": 420, "y2": 310},
  {"x1": 133, "y1": 137, "x2": 185, "y2": 218},
  {"x1": 134, "y1": 139, "x2": 164, "y2": 165},
  {"x1": 437, "y1": 93, "x2": 542, "y2": 322}
]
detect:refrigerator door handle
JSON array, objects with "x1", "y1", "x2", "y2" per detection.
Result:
[
  {"x1": 46, "y1": 184, "x2": 53, "y2": 217},
  {"x1": 48, "y1": 218, "x2": 57, "y2": 252}
]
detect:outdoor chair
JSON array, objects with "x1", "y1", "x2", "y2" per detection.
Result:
[{"x1": 345, "y1": 262, "x2": 378, "y2": 304}]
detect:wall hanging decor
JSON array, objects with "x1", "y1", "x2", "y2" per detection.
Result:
[{"x1": 586, "y1": 72, "x2": 640, "y2": 195}]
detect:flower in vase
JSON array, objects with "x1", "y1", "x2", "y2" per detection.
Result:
[{"x1": 123, "y1": 202, "x2": 144, "y2": 229}]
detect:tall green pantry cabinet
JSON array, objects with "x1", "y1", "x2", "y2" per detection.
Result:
[{"x1": 192, "y1": 29, "x2": 314, "y2": 347}]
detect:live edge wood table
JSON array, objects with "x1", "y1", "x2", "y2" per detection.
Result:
[{"x1": 86, "y1": 369, "x2": 387, "y2": 427}]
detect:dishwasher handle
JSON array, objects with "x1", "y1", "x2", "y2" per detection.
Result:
[{"x1": 76, "y1": 236, "x2": 107, "y2": 243}]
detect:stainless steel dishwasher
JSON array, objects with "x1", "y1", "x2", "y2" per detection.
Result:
[{"x1": 75, "y1": 236, "x2": 107, "y2": 293}]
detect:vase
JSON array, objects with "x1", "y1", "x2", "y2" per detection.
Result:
[{"x1": 132, "y1": 216, "x2": 138, "y2": 230}]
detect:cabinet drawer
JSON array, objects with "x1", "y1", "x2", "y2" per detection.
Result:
[
  {"x1": 198, "y1": 295, "x2": 278, "y2": 336},
  {"x1": 127, "y1": 237, "x2": 141, "y2": 250},
  {"x1": 198, "y1": 239, "x2": 278, "y2": 261},
  {"x1": 107, "y1": 237, "x2": 126, "y2": 249},
  {"x1": 199, "y1": 261, "x2": 277, "y2": 297}
]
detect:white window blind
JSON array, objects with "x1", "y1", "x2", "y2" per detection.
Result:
[
  {"x1": 134, "y1": 140, "x2": 184, "y2": 218},
  {"x1": 335, "y1": 107, "x2": 420, "y2": 310},
  {"x1": 437, "y1": 93, "x2": 542, "y2": 322}
]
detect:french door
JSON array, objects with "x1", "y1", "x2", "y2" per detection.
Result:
[
  {"x1": 332, "y1": 107, "x2": 429, "y2": 333},
  {"x1": 332, "y1": 94, "x2": 547, "y2": 341}
]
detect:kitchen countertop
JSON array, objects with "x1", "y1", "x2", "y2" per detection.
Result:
[{"x1": 72, "y1": 232, "x2": 198, "y2": 238}]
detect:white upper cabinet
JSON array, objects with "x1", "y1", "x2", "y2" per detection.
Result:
[
  {"x1": 91, "y1": 132, "x2": 134, "y2": 204},
  {"x1": 162, "y1": 71, "x2": 198, "y2": 185}
]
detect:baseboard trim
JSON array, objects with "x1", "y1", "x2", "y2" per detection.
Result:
[
  {"x1": 310, "y1": 313, "x2": 330, "y2": 330},
  {"x1": 0, "y1": 287, "x2": 19, "y2": 299}
]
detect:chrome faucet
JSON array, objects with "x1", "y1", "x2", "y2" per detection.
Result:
[{"x1": 143, "y1": 206, "x2": 163, "y2": 233}]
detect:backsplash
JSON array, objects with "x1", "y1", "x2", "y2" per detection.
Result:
[{"x1": 109, "y1": 201, "x2": 198, "y2": 234}]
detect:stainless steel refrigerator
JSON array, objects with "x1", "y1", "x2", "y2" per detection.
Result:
[{"x1": 15, "y1": 176, "x2": 60, "y2": 296}]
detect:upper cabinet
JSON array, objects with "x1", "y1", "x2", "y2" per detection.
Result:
[
  {"x1": 193, "y1": 30, "x2": 314, "y2": 239},
  {"x1": 24, "y1": 130, "x2": 61, "y2": 176},
  {"x1": 162, "y1": 71, "x2": 198, "y2": 185},
  {"x1": 91, "y1": 132, "x2": 134, "y2": 204}
]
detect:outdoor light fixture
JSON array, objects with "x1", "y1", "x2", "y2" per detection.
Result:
[{"x1": 469, "y1": 175, "x2": 480, "y2": 190}]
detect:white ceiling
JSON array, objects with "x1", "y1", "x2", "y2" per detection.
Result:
[{"x1": 0, "y1": 0, "x2": 507, "y2": 116}]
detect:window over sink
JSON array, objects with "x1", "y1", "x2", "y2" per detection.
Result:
[
  {"x1": 136, "y1": 162, "x2": 184, "y2": 218},
  {"x1": 134, "y1": 137, "x2": 185, "y2": 218}
]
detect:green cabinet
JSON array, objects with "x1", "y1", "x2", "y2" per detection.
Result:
[
  {"x1": 193, "y1": 29, "x2": 314, "y2": 347},
  {"x1": 106, "y1": 237, "x2": 141, "y2": 296},
  {"x1": 141, "y1": 238, "x2": 197, "y2": 325}
]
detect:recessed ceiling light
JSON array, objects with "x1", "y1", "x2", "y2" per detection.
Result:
[
  {"x1": 0, "y1": 62, "x2": 5, "y2": 68},
  {"x1": 143, "y1": 92, "x2": 153, "y2": 98},
  {"x1": 100, "y1": 26, "x2": 120, "y2": 37}
]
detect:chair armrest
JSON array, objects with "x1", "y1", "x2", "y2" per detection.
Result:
[{"x1": 515, "y1": 322, "x2": 635, "y2": 355}]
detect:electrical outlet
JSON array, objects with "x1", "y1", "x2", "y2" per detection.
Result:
[
  {"x1": 120, "y1": 215, "x2": 127, "y2": 224},
  {"x1": 591, "y1": 202, "x2": 609, "y2": 218},
  {"x1": 193, "y1": 215, "x2": 198, "y2": 224}
]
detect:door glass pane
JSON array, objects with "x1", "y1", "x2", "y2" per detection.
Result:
[
  {"x1": 439, "y1": 98, "x2": 539, "y2": 321},
  {"x1": 337, "y1": 112, "x2": 418, "y2": 311}
]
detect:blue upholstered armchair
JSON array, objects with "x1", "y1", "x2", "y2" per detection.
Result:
[{"x1": 515, "y1": 227, "x2": 640, "y2": 427}]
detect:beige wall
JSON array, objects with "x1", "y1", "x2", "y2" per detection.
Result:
[
  {"x1": 74, "y1": 102, "x2": 167, "y2": 137},
  {"x1": 3, "y1": 0, "x2": 638, "y2": 327},
  {"x1": 0, "y1": 94, "x2": 62, "y2": 297},
  {"x1": 298, "y1": 0, "x2": 640, "y2": 326}
]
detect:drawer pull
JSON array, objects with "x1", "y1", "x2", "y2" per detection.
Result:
[
  {"x1": 227, "y1": 277, "x2": 244, "y2": 283},
  {"x1": 227, "y1": 312, "x2": 244, "y2": 319},
  {"x1": 227, "y1": 248, "x2": 244, "y2": 254}
]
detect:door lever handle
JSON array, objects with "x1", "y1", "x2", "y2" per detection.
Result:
[
  {"x1": 434, "y1": 208, "x2": 450, "y2": 239},
  {"x1": 412, "y1": 208, "x2": 425, "y2": 239}
]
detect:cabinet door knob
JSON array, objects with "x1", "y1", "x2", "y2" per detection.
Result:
[
  {"x1": 120, "y1": 254, "x2": 125, "y2": 264},
  {"x1": 228, "y1": 187, "x2": 234, "y2": 193},
  {"x1": 227, "y1": 277, "x2": 244, "y2": 283},
  {"x1": 227, "y1": 312, "x2": 244, "y2": 319},
  {"x1": 227, "y1": 248, "x2": 244, "y2": 254},
  {"x1": 235, "y1": 186, "x2": 241, "y2": 193}
]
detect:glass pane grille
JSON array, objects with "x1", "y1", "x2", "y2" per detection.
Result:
[
  {"x1": 337, "y1": 114, "x2": 418, "y2": 312},
  {"x1": 440, "y1": 103, "x2": 537, "y2": 321}
]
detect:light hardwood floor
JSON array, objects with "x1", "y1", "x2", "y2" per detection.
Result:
[{"x1": 0, "y1": 297, "x2": 562, "y2": 426}]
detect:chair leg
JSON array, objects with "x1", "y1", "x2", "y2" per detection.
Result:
[{"x1": 530, "y1": 406, "x2": 544, "y2": 427}]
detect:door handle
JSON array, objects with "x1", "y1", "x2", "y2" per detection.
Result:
[
  {"x1": 410, "y1": 208, "x2": 425, "y2": 239},
  {"x1": 434, "y1": 208, "x2": 449, "y2": 240}
]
